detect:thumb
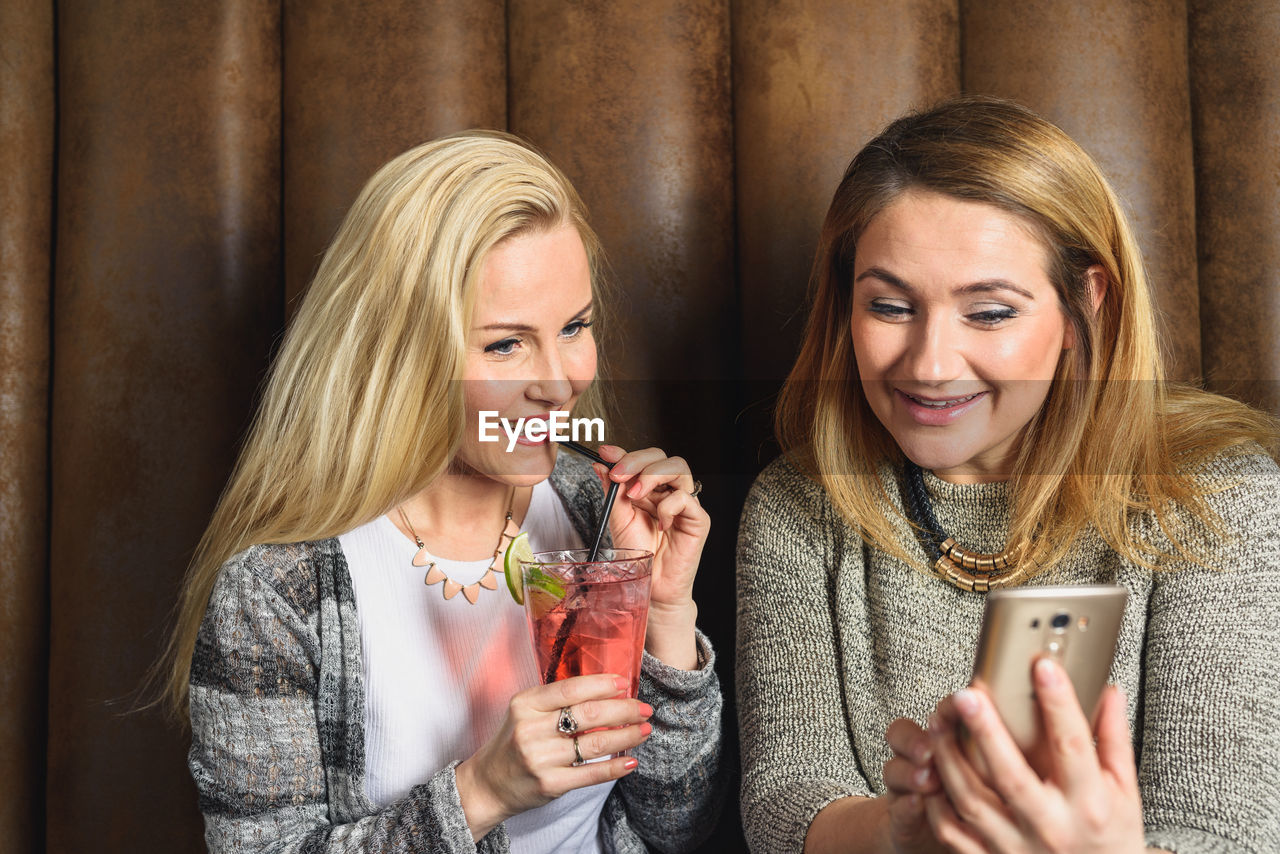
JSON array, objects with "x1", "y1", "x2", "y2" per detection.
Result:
[{"x1": 887, "y1": 793, "x2": 931, "y2": 849}]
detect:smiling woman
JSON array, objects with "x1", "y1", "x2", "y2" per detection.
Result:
[
  {"x1": 736, "y1": 97, "x2": 1280, "y2": 854},
  {"x1": 158, "y1": 132, "x2": 724, "y2": 853},
  {"x1": 849, "y1": 190, "x2": 1083, "y2": 483}
]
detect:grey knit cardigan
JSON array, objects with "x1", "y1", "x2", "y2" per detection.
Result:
[
  {"x1": 189, "y1": 452, "x2": 726, "y2": 852},
  {"x1": 737, "y1": 448, "x2": 1280, "y2": 854}
]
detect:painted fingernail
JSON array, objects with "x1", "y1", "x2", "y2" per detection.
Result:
[
  {"x1": 914, "y1": 743, "x2": 932, "y2": 764},
  {"x1": 638, "y1": 702, "x2": 653, "y2": 717},
  {"x1": 954, "y1": 688, "x2": 979, "y2": 717},
  {"x1": 1035, "y1": 657, "x2": 1059, "y2": 686},
  {"x1": 613, "y1": 676, "x2": 630, "y2": 693},
  {"x1": 640, "y1": 722, "x2": 653, "y2": 736},
  {"x1": 623, "y1": 757, "x2": 638, "y2": 771},
  {"x1": 913, "y1": 766, "x2": 931, "y2": 787}
]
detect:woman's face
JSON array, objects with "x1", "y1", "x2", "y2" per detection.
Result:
[
  {"x1": 459, "y1": 224, "x2": 597, "y2": 486},
  {"x1": 850, "y1": 190, "x2": 1070, "y2": 483}
]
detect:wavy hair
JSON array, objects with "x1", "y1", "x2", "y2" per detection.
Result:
[
  {"x1": 158, "y1": 131, "x2": 607, "y2": 717},
  {"x1": 776, "y1": 96, "x2": 1277, "y2": 573}
]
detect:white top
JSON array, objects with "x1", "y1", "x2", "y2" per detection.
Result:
[{"x1": 339, "y1": 479, "x2": 610, "y2": 854}]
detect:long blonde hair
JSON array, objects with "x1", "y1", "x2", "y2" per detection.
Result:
[
  {"x1": 776, "y1": 96, "x2": 1277, "y2": 572},
  {"x1": 159, "y1": 131, "x2": 606, "y2": 717}
]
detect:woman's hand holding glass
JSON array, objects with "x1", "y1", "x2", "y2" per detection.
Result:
[
  {"x1": 905, "y1": 658, "x2": 1146, "y2": 854},
  {"x1": 454, "y1": 674, "x2": 653, "y2": 841},
  {"x1": 592, "y1": 444, "x2": 708, "y2": 670}
]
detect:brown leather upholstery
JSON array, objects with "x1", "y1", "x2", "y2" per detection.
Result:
[
  {"x1": 1190, "y1": 0, "x2": 1280, "y2": 413},
  {"x1": 1, "y1": 3, "x2": 1275, "y2": 851},
  {"x1": 0, "y1": 3, "x2": 53, "y2": 851},
  {"x1": 48, "y1": 1, "x2": 281, "y2": 849}
]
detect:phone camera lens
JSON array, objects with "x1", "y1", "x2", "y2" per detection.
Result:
[{"x1": 1051, "y1": 612, "x2": 1070, "y2": 630}]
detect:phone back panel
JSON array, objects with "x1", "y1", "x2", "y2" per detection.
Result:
[{"x1": 971, "y1": 586, "x2": 1127, "y2": 751}]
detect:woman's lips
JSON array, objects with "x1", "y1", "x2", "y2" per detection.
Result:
[
  {"x1": 896, "y1": 389, "x2": 987, "y2": 426},
  {"x1": 514, "y1": 413, "x2": 553, "y2": 446}
]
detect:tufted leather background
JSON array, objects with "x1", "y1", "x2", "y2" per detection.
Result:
[{"x1": 2, "y1": 1, "x2": 1277, "y2": 850}]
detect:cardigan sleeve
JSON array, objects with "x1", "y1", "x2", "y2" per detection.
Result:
[
  {"x1": 604, "y1": 629, "x2": 726, "y2": 852},
  {"x1": 736, "y1": 458, "x2": 872, "y2": 853},
  {"x1": 188, "y1": 548, "x2": 508, "y2": 853},
  {"x1": 1134, "y1": 450, "x2": 1280, "y2": 854}
]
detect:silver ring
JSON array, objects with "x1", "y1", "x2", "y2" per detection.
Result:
[
  {"x1": 690, "y1": 480, "x2": 703, "y2": 498},
  {"x1": 572, "y1": 735, "x2": 585, "y2": 766},
  {"x1": 557, "y1": 706, "x2": 578, "y2": 735}
]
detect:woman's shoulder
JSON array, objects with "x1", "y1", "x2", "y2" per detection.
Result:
[
  {"x1": 1131, "y1": 443, "x2": 1280, "y2": 563},
  {"x1": 1184, "y1": 441, "x2": 1279, "y2": 483},
  {"x1": 213, "y1": 538, "x2": 345, "y2": 620},
  {"x1": 740, "y1": 454, "x2": 836, "y2": 537},
  {"x1": 747, "y1": 453, "x2": 829, "y2": 506},
  {"x1": 1183, "y1": 442, "x2": 1280, "y2": 525},
  {"x1": 1174, "y1": 442, "x2": 1279, "y2": 516}
]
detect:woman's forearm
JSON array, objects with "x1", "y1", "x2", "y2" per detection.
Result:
[{"x1": 805, "y1": 796, "x2": 892, "y2": 854}]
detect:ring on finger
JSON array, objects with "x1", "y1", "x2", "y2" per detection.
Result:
[
  {"x1": 572, "y1": 735, "x2": 585, "y2": 766},
  {"x1": 689, "y1": 479, "x2": 703, "y2": 497},
  {"x1": 557, "y1": 706, "x2": 578, "y2": 735}
]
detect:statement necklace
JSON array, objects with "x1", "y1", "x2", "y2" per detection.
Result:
[
  {"x1": 396, "y1": 485, "x2": 518, "y2": 604},
  {"x1": 902, "y1": 461, "x2": 1027, "y2": 593}
]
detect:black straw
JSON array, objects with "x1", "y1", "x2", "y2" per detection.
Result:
[
  {"x1": 589, "y1": 481, "x2": 619, "y2": 562},
  {"x1": 560, "y1": 439, "x2": 609, "y2": 467},
  {"x1": 557, "y1": 440, "x2": 617, "y2": 562}
]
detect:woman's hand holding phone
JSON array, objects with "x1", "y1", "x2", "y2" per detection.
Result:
[
  {"x1": 883, "y1": 718, "x2": 948, "y2": 854},
  {"x1": 922, "y1": 658, "x2": 1146, "y2": 854}
]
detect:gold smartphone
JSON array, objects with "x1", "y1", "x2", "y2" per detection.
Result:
[{"x1": 969, "y1": 585, "x2": 1128, "y2": 753}]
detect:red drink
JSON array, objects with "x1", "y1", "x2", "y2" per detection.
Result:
[{"x1": 522, "y1": 548, "x2": 652, "y2": 696}]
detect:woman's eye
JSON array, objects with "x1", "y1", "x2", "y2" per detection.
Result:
[
  {"x1": 968, "y1": 307, "x2": 1018, "y2": 326},
  {"x1": 483, "y1": 337, "x2": 521, "y2": 356},
  {"x1": 869, "y1": 301, "x2": 912, "y2": 319},
  {"x1": 561, "y1": 319, "x2": 594, "y2": 338}
]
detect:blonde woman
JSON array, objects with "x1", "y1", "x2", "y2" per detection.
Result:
[
  {"x1": 162, "y1": 132, "x2": 724, "y2": 852},
  {"x1": 736, "y1": 97, "x2": 1280, "y2": 854}
]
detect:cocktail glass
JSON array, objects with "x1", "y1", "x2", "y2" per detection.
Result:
[{"x1": 520, "y1": 548, "x2": 652, "y2": 698}]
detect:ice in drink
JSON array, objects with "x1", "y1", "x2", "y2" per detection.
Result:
[{"x1": 521, "y1": 548, "x2": 652, "y2": 696}]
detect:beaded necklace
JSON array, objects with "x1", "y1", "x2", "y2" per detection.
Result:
[{"x1": 902, "y1": 461, "x2": 1028, "y2": 593}]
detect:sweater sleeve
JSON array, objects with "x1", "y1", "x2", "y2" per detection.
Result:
[
  {"x1": 1135, "y1": 451, "x2": 1280, "y2": 854},
  {"x1": 188, "y1": 550, "x2": 508, "y2": 853},
  {"x1": 736, "y1": 458, "x2": 872, "y2": 853},
  {"x1": 608, "y1": 629, "x2": 726, "y2": 852}
]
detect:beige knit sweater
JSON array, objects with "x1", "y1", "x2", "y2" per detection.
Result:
[{"x1": 736, "y1": 449, "x2": 1280, "y2": 854}]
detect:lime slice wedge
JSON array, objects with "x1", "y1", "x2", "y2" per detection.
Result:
[
  {"x1": 503, "y1": 532, "x2": 567, "y2": 606},
  {"x1": 504, "y1": 531, "x2": 535, "y2": 605}
]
